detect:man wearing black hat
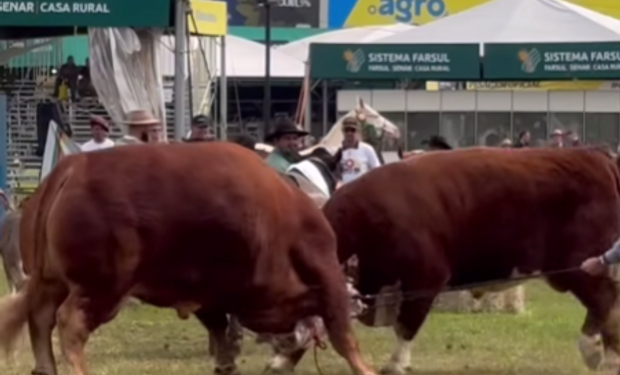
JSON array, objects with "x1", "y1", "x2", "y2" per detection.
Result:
[
  {"x1": 264, "y1": 118, "x2": 308, "y2": 173},
  {"x1": 184, "y1": 115, "x2": 216, "y2": 142}
]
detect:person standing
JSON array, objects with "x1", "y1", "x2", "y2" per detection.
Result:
[
  {"x1": 337, "y1": 116, "x2": 381, "y2": 185},
  {"x1": 115, "y1": 109, "x2": 162, "y2": 146},
  {"x1": 514, "y1": 131, "x2": 531, "y2": 148},
  {"x1": 549, "y1": 129, "x2": 564, "y2": 148},
  {"x1": 54, "y1": 56, "x2": 79, "y2": 102},
  {"x1": 184, "y1": 115, "x2": 216, "y2": 142},
  {"x1": 264, "y1": 119, "x2": 308, "y2": 173},
  {"x1": 80, "y1": 115, "x2": 115, "y2": 152}
]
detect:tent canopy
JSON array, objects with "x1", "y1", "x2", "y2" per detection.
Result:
[
  {"x1": 377, "y1": 0, "x2": 620, "y2": 45},
  {"x1": 217, "y1": 35, "x2": 305, "y2": 78},
  {"x1": 276, "y1": 24, "x2": 415, "y2": 62},
  {"x1": 160, "y1": 35, "x2": 305, "y2": 79}
]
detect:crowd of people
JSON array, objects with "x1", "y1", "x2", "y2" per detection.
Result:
[{"x1": 79, "y1": 109, "x2": 385, "y2": 188}]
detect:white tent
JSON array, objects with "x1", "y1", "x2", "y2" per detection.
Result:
[
  {"x1": 217, "y1": 35, "x2": 305, "y2": 78},
  {"x1": 276, "y1": 24, "x2": 416, "y2": 62},
  {"x1": 160, "y1": 35, "x2": 305, "y2": 78},
  {"x1": 376, "y1": 0, "x2": 620, "y2": 45}
]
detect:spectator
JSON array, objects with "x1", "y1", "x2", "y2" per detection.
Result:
[
  {"x1": 514, "y1": 131, "x2": 530, "y2": 148},
  {"x1": 564, "y1": 130, "x2": 581, "y2": 147},
  {"x1": 337, "y1": 116, "x2": 381, "y2": 186},
  {"x1": 264, "y1": 118, "x2": 308, "y2": 173},
  {"x1": 78, "y1": 58, "x2": 95, "y2": 98},
  {"x1": 184, "y1": 115, "x2": 215, "y2": 142},
  {"x1": 54, "y1": 56, "x2": 79, "y2": 102},
  {"x1": 81, "y1": 115, "x2": 114, "y2": 152},
  {"x1": 116, "y1": 109, "x2": 162, "y2": 145},
  {"x1": 549, "y1": 129, "x2": 564, "y2": 147}
]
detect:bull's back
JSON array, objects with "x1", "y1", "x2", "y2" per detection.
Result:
[
  {"x1": 325, "y1": 147, "x2": 620, "y2": 282},
  {"x1": 44, "y1": 143, "x2": 329, "y2": 298}
]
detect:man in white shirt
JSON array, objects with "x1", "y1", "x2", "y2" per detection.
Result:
[
  {"x1": 81, "y1": 115, "x2": 114, "y2": 152},
  {"x1": 338, "y1": 116, "x2": 381, "y2": 185}
]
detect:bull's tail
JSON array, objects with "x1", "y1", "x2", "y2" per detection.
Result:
[{"x1": 0, "y1": 277, "x2": 31, "y2": 354}]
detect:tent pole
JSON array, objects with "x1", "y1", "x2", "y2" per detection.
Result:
[
  {"x1": 322, "y1": 80, "x2": 328, "y2": 136},
  {"x1": 304, "y1": 63, "x2": 312, "y2": 133},
  {"x1": 174, "y1": 0, "x2": 188, "y2": 140},
  {"x1": 220, "y1": 35, "x2": 228, "y2": 140}
]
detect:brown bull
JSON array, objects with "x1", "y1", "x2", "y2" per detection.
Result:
[
  {"x1": 323, "y1": 146, "x2": 620, "y2": 375},
  {"x1": 0, "y1": 142, "x2": 374, "y2": 375}
]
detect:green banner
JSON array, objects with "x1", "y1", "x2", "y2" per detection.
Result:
[
  {"x1": 484, "y1": 42, "x2": 620, "y2": 80},
  {"x1": 309, "y1": 43, "x2": 480, "y2": 80},
  {"x1": 0, "y1": 0, "x2": 171, "y2": 27}
]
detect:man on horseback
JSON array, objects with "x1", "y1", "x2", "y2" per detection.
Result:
[{"x1": 264, "y1": 119, "x2": 308, "y2": 173}]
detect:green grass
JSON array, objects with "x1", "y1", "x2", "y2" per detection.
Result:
[{"x1": 0, "y1": 275, "x2": 593, "y2": 375}]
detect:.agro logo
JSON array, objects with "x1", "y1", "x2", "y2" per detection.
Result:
[
  {"x1": 368, "y1": 0, "x2": 447, "y2": 23},
  {"x1": 518, "y1": 48, "x2": 541, "y2": 73},
  {"x1": 343, "y1": 49, "x2": 366, "y2": 73}
]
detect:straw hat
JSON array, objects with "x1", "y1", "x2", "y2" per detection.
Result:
[{"x1": 125, "y1": 109, "x2": 159, "y2": 126}]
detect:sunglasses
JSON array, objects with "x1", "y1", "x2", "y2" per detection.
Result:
[{"x1": 344, "y1": 127, "x2": 357, "y2": 133}]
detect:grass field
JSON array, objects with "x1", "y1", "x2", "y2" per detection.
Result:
[{"x1": 0, "y1": 278, "x2": 595, "y2": 375}]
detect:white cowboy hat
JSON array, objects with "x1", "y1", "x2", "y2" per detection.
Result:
[{"x1": 125, "y1": 109, "x2": 160, "y2": 126}]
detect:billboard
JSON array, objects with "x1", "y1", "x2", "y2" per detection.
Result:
[
  {"x1": 328, "y1": 0, "x2": 620, "y2": 28},
  {"x1": 227, "y1": 0, "x2": 320, "y2": 27},
  {"x1": 188, "y1": 0, "x2": 228, "y2": 36}
]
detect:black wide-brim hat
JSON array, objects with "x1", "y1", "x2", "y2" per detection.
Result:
[{"x1": 264, "y1": 123, "x2": 309, "y2": 143}]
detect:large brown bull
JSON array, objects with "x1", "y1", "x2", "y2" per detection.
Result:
[
  {"x1": 0, "y1": 142, "x2": 375, "y2": 375},
  {"x1": 322, "y1": 146, "x2": 620, "y2": 374}
]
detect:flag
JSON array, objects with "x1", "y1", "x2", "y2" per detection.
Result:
[{"x1": 40, "y1": 121, "x2": 82, "y2": 181}]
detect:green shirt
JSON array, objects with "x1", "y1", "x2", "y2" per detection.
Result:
[{"x1": 266, "y1": 150, "x2": 292, "y2": 173}]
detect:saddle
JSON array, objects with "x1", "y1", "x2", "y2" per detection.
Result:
[{"x1": 286, "y1": 171, "x2": 328, "y2": 208}]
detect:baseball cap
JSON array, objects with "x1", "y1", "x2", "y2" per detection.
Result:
[{"x1": 192, "y1": 115, "x2": 212, "y2": 128}]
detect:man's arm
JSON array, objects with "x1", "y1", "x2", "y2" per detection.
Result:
[{"x1": 601, "y1": 238, "x2": 620, "y2": 265}]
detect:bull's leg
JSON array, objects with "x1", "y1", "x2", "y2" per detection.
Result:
[
  {"x1": 56, "y1": 288, "x2": 126, "y2": 375},
  {"x1": 382, "y1": 255, "x2": 449, "y2": 375},
  {"x1": 28, "y1": 280, "x2": 67, "y2": 375},
  {"x1": 194, "y1": 310, "x2": 241, "y2": 375},
  {"x1": 292, "y1": 250, "x2": 375, "y2": 375},
  {"x1": 265, "y1": 347, "x2": 306, "y2": 374},
  {"x1": 548, "y1": 273, "x2": 620, "y2": 371},
  {"x1": 265, "y1": 347, "x2": 307, "y2": 374},
  {"x1": 196, "y1": 312, "x2": 243, "y2": 359}
]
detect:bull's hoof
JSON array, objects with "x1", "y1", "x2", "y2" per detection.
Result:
[
  {"x1": 600, "y1": 350, "x2": 620, "y2": 372},
  {"x1": 578, "y1": 334, "x2": 604, "y2": 370},
  {"x1": 263, "y1": 355, "x2": 295, "y2": 374},
  {"x1": 379, "y1": 364, "x2": 411, "y2": 375},
  {"x1": 214, "y1": 364, "x2": 240, "y2": 375}
]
